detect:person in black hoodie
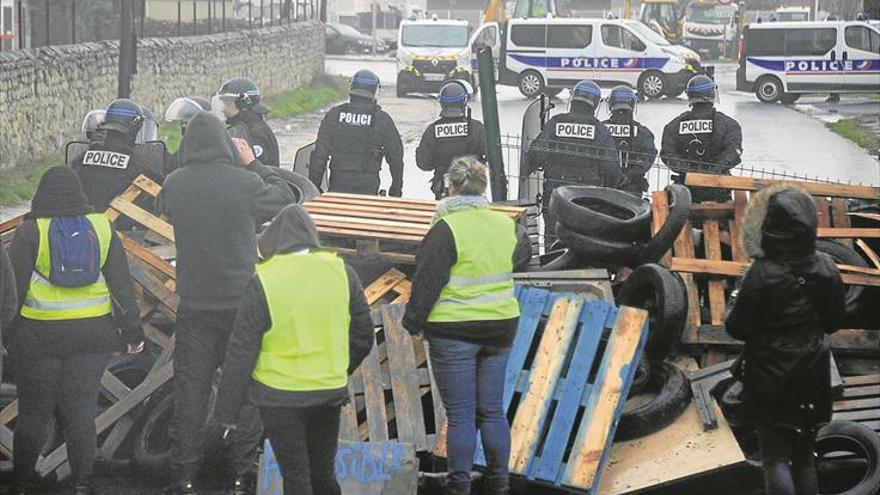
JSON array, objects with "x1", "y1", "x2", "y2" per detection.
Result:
[
  {"x1": 403, "y1": 157, "x2": 531, "y2": 495},
  {"x1": 157, "y1": 112, "x2": 294, "y2": 495},
  {"x1": 7, "y1": 167, "x2": 143, "y2": 495},
  {"x1": 0, "y1": 245, "x2": 15, "y2": 385},
  {"x1": 214, "y1": 205, "x2": 373, "y2": 495},
  {"x1": 726, "y1": 185, "x2": 846, "y2": 495}
]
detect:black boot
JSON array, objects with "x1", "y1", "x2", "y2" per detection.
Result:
[
  {"x1": 72, "y1": 483, "x2": 96, "y2": 495},
  {"x1": 446, "y1": 480, "x2": 471, "y2": 495},
  {"x1": 485, "y1": 477, "x2": 510, "y2": 495}
]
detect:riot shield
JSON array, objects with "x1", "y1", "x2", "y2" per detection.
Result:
[
  {"x1": 292, "y1": 141, "x2": 328, "y2": 192},
  {"x1": 518, "y1": 96, "x2": 551, "y2": 202},
  {"x1": 134, "y1": 141, "x2": 169, "y2": 180},
  {"x1": 65, "y1": 141, "x2": 91, "y2": 168}
]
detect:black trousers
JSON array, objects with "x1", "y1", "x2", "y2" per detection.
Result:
[
  {"x1": 757, "y1": 423, "x2": 819, "y2": 495},
  {"x1": 328, "y1": 171, "x2": 380, "y2": 195},
  {"x1": 170, "y1": 306, "x2": 262, "y2": 480},
  {"x1": 261, "y1": 405, "x2": 342, "y2": 495},
  {"x1": 13, "y1": 352, "x2": 110, "y2": 485}
]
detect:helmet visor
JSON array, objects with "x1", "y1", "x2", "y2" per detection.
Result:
[
  {"x1": 81, "y1": 110, "x2": 106, "y2": 137},
  {"x1": 136, "y1": 116, "x2": 159, "y2": 144},
  {"x1": 165, "y1": 98, "x2": 203, "y2": 123},
  {"x1": 211, "y1": 94, "x2": 238, "y2": 119}
]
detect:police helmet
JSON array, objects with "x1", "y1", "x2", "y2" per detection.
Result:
[
  {"x1": 99, "y1": 99, "x2": 145, "y2": 137},
  {"x1": 570, "y1": 80, "x2": 602, "y2": 109},
  {"x1": 608, "y1": 85, "x2": 637, "y2": 113},
  {"x1": 438, "y1": 80, "x2": 469, "y2": 118},
  {"x1": 350, "y1": 69, "x2": 381, "y2": 100},
  {"x1": 215, "y1": 77, "x2": 270, "y2": 114},
  {"x1": 81, "y1": 110, "x2": 106, "y2": 141},
  {"x1": 165, "y1": 96, "x2": 212, "y2": 125},
  {"x1": 137, "y1": 106, "x2": 159, "y2": 144},
  {"x1": 686, "y1": 75, "x2": 717, "y2": 104}
]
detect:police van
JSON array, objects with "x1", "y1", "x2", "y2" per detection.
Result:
[
  {"x1": 737, "y1": 21, "x2": 880, "y2": 103},
  {"x1": 396, "y1": 18, "x2": 476, "y2": 96},
  {"x1": 473, "y1": 17, "x2": 708, "y2": 99}
]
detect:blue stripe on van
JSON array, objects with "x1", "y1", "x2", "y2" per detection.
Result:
[
  {"x1": 509, "y1": 54, "x2": 668, "y2": 70},
  {"x1": 747, "y1": 57, "x2": 880, "y2": 73}
]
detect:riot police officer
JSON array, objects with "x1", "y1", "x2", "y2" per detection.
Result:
[
  {"x1": 603, "y1": 85, "x2": 657, "y2": 197},
  {"x1": 528, "y1": 80, "x2": 619, "y2": 240},
  {"x1": 309, "y1": 69, "x2": 405, "y2": 196},
  {"x1": 163, "y1": 96, "x2": 212, "y2": 172},
  {"x1": 70, "y1": 99, "x2": 165, "y2": 212},
  {"x1": 661, "y1": 75, "x2": 742, "y2": 203},
  {"x1": 213, "y1": 78, "x2": 281, "y2": 167},
  {"x1": 415, "y1": 80, "x2": 486, "y2": 199}
]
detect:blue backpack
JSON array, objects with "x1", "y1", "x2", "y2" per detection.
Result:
[{"x1": 46, "y1": 216, "x2": 102, "y2": 288}]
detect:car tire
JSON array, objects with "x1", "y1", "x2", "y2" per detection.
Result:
[
  {"x1": 276, "y1": 168, "x2": 320, "y2": 204},
  {"x1": 131, "y1": 388, "x2": 174, "y2": 476},
  {"x1": 518, "y1": 70, "x2": 544, "y2": 98},
  {"x1": 815, "y1": 421, "x2": 880, "y2": 495},
  {"x1": 638, "y1": 71, "x2": 666, "y2": 100},
  {"x1": 616, "y1": 361, "x2": 692, "y2": 441},
  {"x1": 555, "y1": 222, "x2": 639, "y2": 267},
  {"x1": 396, "y1": 74, "x2": 408, "y2": 97},
  {"x1": 816, "y1": 239, "x2": 868, "y2": 317},
  {"x1": 550, "y1": 186, "x2": 652, "y2": 243},
  {"x1": 781, "y1": 93, "x2": 801, "y2": 105},
  {"x1": 755, "y1": 76, "x2": 783, "y2": 103},
  {"x1": 636, "y1": 184, "x2": 692, "y2": 265},
  {"x1": 528, "y1": 248, "x2": 586, "y2": 272},
  {"x1": 618, "y1": 264, "x2": 688, "y2": 360},
  {"x1": 628, "y1": 357, "x2": 652, "y2": 397}
]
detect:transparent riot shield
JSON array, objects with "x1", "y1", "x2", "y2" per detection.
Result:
[
  {"x1": 292, "y1": 141, "x2": 328, "y2": 192},
  {"x1": 65, "y1": 141, "x2": 91, "y2": 168},
  {"x1": 518, "y1": 95, "x2": 553, "y2": 202}
]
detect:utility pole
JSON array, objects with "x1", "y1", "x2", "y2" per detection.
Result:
[
  {"x1": 118, "y1": 0, "x2": 135, "y2": 98},
  {"x1": 477, "y1": 47, "x2": 507, "y2": 201},
  {"x1": 372, "y1": 0, "x2": 378, "y2": 56}
]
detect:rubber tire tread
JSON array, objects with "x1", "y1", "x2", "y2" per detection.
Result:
[
  {"x1": 636, "y1": 184, "x2": 692, "y2": 265},
  {"x1": 616, "y1": 361, "x2": 692, "y2": 441},
  {"x1": 628, "y1": 357, "x2": 652, "y2": 397},
  {"x1": 527, "y1": 248, "x2": 585, "y2": 272},
  {"x1": 131, "y1": 389, "x2": 173, "y2": 476},
  {"x1": 555, "y1": 222, "x2": 638, "y2": 267},
  {"x1": 815, "y1": 421, "x2": 880, "y2": 495},
  {"x1": 618, "y1": 264, "x2": 688, "y2": 359},
  {"x1": 276, "y1": 168, "x2": 320, "y2": 204},
  {"x1": 815, "y1": 239, "x2": 868, "y2": 317},
  {"x1": 551, "y1": 186, "x2": 652, "y2": 242}
]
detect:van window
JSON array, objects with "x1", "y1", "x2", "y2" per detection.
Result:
[
  {"x1": 845, "y1": 25, "x2": 880, "y2": 54},
  {"x1": 510, "y1": 25, "x2": 546, "y2": 48},
  {"x1": 784, "y1": 28, "x2": 837, "y2": 56},
  {"x1": 601, "y1": 25, "x2": 646, "y2": 51},
  {"x1": 747, "y1": 28, "x2": 785, "y2": 56},
  {"x1": 547, "y1": 25, "x2": 592, "y2": 49}
]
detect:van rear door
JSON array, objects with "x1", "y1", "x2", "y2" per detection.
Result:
[
  {"x1": 840, "y1": 23, "x2": 880, "y2": 93},
  {"x1": 782, "y1": 26, "x2": 841, "y2": 93}
]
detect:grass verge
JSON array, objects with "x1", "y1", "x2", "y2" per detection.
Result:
[
  {"x1": 0, "y1": 155, "x2": 61, "y2": 207},
  {"x1": 159, "y1": 74, "x2": 348, "y2": 153},
  {"x1": 828, "y1": 118, "x2": 880, "y2": 154}
]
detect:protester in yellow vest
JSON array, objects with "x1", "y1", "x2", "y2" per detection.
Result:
[
  {"x1": 215, "y1": 205, "x2": 374, "y2": 495},
  {"x1": 6, "y1": 167, "x2": 143, "y2": 495},
  {"x1": 403, "y1": 156, "x2": 532, "y2": 495}
]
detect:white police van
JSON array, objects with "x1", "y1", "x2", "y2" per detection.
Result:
[
  {"x1": 480, "y1": 17, "x2": 708, "y2": 99},
  {"x1": 396, "y1": 18, "x2": 477, "y2": 97},
  {"x1": 737, "y1": 21, "x2": 880, "y2": 103}
]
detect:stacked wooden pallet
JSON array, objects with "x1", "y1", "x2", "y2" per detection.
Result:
[{"x1": 833, "y1": 374, "x2": 880, "y2": 434}]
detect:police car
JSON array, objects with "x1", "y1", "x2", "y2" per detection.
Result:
[
  {"x1": 480, "y1": 17, "x2": 708, "y2": 99},
  {"x1": 737, "y1": 20, "x2": 880, "y2": 103}
]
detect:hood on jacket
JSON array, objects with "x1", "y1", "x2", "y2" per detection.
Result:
[
  {"x1": 27, "y1": 166, "x2": 93, "y2": 219},
  {"x1": 258, "y1": 205, "x2": 322, "y2": 259},
  {"x1": 179, "y1": 111, "x2": 239, "y2": 168},
  {"x1": 742, "y1": 184, "x2": 817, "y2": 259}
]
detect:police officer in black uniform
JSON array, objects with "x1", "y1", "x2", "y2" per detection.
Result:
[
  {"x1": 70, "y1": 99, "x2": 165, "y2": 212},
  {"x1": 661, "y1": 75, "x2": 743, "y2": 203},
  {"x1": 214, "y1": 78, "x2": 281, "y2": 167},
  {"x1": 309, "y1": 69, "x2": 405, "y2": 196},
  {"x1": 603, "y1": 85, "x2": 657, "y2": 197},
  {"x1": 163, "y1": 96, "x2": 213, "y2": 172},
  {"x1": 528, "y1": 80, "x2": 619, "y2": 240},
  {"x1": 416, "y1": 80, "x2": 486, "y2": 199}
]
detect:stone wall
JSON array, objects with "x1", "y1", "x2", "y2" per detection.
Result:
[{"x1": 0, "y1": 21, "x2": 324, "y2": 170}]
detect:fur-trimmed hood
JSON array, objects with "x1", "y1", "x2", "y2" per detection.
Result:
[{"x1": 741, "y1": 184, "x2": 817, "y2": 259}]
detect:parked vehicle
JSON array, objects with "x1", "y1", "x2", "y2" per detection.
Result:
[
  {"x1": 487, "y1": 17, "x2": 708, "y2": 99},
  {"x1": 396, "y1": 18, "x2": 483, "y2": 96},
  {"x1": 774, "y1": 6, "x2": 811, "y2": 22},
  {"x1": 736, "y1": 20, "x2": 880, "y2": 103},
  {"x1": 325, "y1": 23, "x2": 387, "y2": 55},
  {"x1": 682, "y1": 1, "x2": 737, "y2": 58}
]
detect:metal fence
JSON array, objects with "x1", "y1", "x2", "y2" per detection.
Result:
[{"x1": 1, "y1": 0, "x2": 322, "y2": 51}]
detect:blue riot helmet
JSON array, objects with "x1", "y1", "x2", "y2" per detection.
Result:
[
  {"x1": 99, "y1": 99, "x2": 145, "y2": 139},
  {"x1": 570, "y1": 80, "x2": 602, "y2": 113},
  {"x1": 438, "y1": 80, "x2": 470, "y2": 118},
  {"x1": 686, "y1": 74, "x2": 717, "y2": 105},
  {"x1": 608, "y1": 85, "x2": 638, "y2": 114},
  {"x1": 350, "y1": 69, "x2": 381, "y2": 101}
]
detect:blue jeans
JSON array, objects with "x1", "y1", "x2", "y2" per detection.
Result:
[{"x1": 428, "y1": 336, "x2": 512, "y2": 484}]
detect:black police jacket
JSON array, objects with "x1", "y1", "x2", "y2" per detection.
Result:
[
  {"x1": 309, "y1": 100, "x2": 405, "y2": 196},
  {"x1": 415, "y1": 116, "x2": 486, "y2": 197},
  {"x1": 660, "y1": 105, "x2": 742, "y2": 176},
  {"x1": 527, "y1": 111, "x2": 620, "y2": 195},
  {"x1": 227, "y1": 110, "x2": 281, "y2": 167},
  {"x1": 602, "y1": 115, "x2": 657, "y2": 193},
  {"x1": 71, "y1": 132, "x2": 164, "y2": 212}
]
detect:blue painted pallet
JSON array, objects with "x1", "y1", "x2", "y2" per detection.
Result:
[{"x1": 435, "y1": 286, "x2": 649, "y2": 493}]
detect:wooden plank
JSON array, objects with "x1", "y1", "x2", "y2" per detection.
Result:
[
  {"x1": 359, "y1": 344, "x2": 389, "y2": 442},
  {"x1": 817, "y1": 228, "x2": 880, "y2": 239},
  {"x1": 683, "y1": 173, "x2": 880, "y2": 200},
  {"x1": 833, "y1": 409, "x2": 880, "y2": 422},
  {"x1": 132, "y1": 175, "x2": 162, "y2": 197},
  {"x1": 670, "y1": 258, "x2": 880, "y2": 287},
  {"x1": 815, "y1": 197, "x2": 832, "y2": 229},
  {"x1": 119, "y1": 233, "x2": 176, "y2": 279},
  {"x1": 703, "y1": 220, "x2": 727, "y2": 326},
  {"x1": 831, "y1": 198, "x2": 853, "y2": 247},
  {"x1": 856, "y1": 240, "x2": 880, "y2": 269},
  {"x1": 0, "y1": 214, "x2": 25, "y2": 234},
  {"x1": 672, "y1": 219, "x2": 702, "y2": 332},
  {"x1": 130, "y1": 259, "x2": 180, "y2": 313},
  {"x1": 339, "y1": 380, "x2": 360, "y2": 441},
  {"x1": 315, "y1": 225, "x2": 425, "y2": 244},
  {"x1": 842, "y1": 385, "x2": 880, "y2": 399},
  {"x1": 530, "y1": 301, "x2": 609, "y2": 482},
  {"x1": 309, "y1": 213, "x2": 431, "y2": 234},
  {"x1": 104, "y1": 184, "x2": 142, "y2": 223},
  {"x1": 109, "y1": 197, "x2": 175, "y2": 242},
  {"x1": 650, "y1": 190, "x2": 671, "y2": 266},
  {"x1": 509, "y1": 296, "x2": 584, "y2": 474},
  {"x1": 730, "y1": 191, "x2": 748, "y2": 262},
  {"x1": 424, "y1": 339, "x2": 447, "y2": 453},
  {"x1": 833, "y1": 398, "x2": 880, "y2": 412},
  {"x1": 689, "y1": 202, "x2": 736, "y2": 219},
  {"x1": 312, "y1": 193, "x2": 527, "y2": 218},
  {"x1": 382, "y1": 305, "x2": 427, "y2": 451},
  {"x1": 364, "y1": 269, "x2": 408, "y2": 305},
  {"x1": 503, "y1": 288, "x2": 552, "y2": 410},
  {"x1": 562, "y1": 306, "x2": 649, "y2": 490},
  {"x1": 303, "y1": 203, "x2": 434, "y2": 222},
  {"x1": 843, "y1": 375, "x2": 880, "y2": 386},
  {"x1": 849, "y1": 212, "x2": 880, "y2": 222}
]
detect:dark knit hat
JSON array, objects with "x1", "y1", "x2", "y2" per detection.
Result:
[{"x1": 27, "y1": 166, "x2": 93, "y2": 219}]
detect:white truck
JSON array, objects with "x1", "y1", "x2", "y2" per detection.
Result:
[
  {"x1": 682, "y1": 1, "x2": 737, "y2": 58},
  {"x1": 396, "y1": 18, "x2": 477, "y2": 97}
]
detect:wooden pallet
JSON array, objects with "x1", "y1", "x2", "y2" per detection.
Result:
[
  {"x1": 434, "y1": 287, "x2": 649, "y2": 493},
  {"x1": 833, "y1": 374, "x2": 880, "y2": 434}
]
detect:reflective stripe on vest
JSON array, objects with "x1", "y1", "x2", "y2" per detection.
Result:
[
  {"x1": 252, "y1": 251, "x2": 351, "y2": 392},
  {"x1": 20, "y1": 213, "x2": 112, "y2": 321},
  {"x1": 427, "y1": 207, "x2": 520, "y2": 323}
]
